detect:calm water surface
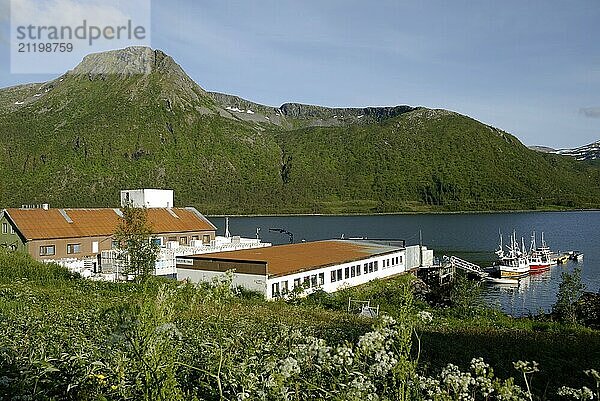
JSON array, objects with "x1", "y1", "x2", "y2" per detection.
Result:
[{"x1": 209, "y1": 212, "x2": 599, "y2": 316}]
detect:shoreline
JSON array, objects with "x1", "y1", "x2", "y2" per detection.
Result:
[{"x1": 207, "y1": 208, "x2": 600, "y2": 218}]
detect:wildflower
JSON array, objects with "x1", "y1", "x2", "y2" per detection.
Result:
[
  {"x1": 279, "y1": 357, "x2": 300, "y2": 379},
  {"x1": 585, "y1": 369, "x2": 600, "y2": 382},
  {"x1": 513, "y1": 360, "x2": 539, "y2": 374},
  {"x1": 418, "y1": 310, "x2": 433, "y2": 324},
  {"x1": 441, "y1": 363, "x2": 475, "y2": 401},
  {"x1": 558, "y1": 386, "x2": 595, "y2": 400},
  {"x1": 470, "y1": 357, "x2": 491, "y2": 376}
]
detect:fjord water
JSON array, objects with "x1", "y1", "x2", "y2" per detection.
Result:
[{"x1": 211, "y1": 212, "x2": 600, "y2": 316}]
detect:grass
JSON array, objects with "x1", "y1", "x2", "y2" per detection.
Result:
[{"x1": 0, "y1": 250, "x2": 599, "y2": 399}]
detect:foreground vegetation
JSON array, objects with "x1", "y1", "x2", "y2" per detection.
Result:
[{"x1": 0, "y1": 250, "x2": 599, "y2": 400}]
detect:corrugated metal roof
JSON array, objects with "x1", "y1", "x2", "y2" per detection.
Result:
[
  {"x1": 4, "y1": 207, "x2": 216, "y2": 241},
  {"x1": 186, "y1": 240, "x2": 402, "y2": 277}
]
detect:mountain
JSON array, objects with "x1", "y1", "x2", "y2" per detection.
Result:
[
  {"x1": 1, "y1": 46, "x2": 599, "y2": 214},
  {"x1": 557, "y1": 141, "x2": 600, "y2": 161},
  {"x1": 530, "y1": 141, "x2": 600, "y2": 162},
  {"x1": 528, "y1": 145, "x2": 557, "y2": 154}
]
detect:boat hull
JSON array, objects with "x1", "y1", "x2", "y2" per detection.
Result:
[
  {"x1": 529, "y1": 263, "x2": 551, "y2": 271},
  {"x1": 499, "y1": 268, "x2": 529, "y2": 278}
]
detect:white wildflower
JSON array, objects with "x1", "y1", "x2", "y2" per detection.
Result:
[{"x1": 418, "y1": 310, "x2": 433, "y2": 324}]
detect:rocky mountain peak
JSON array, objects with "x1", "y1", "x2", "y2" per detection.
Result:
[{"x1": 70, "y1": 46, "x2": 184, "y2": 77}]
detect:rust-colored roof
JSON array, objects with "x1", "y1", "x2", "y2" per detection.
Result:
[
  {"x1": 187, "y1": 240, "x2": 401, "y2": 277},
  {"x1": 3, "y1": 207, "x2": 216, "y2": 241}
]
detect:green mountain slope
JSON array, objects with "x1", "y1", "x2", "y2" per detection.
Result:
[{"x1": 1, "y1": 46, "x2": 598, "y2": 214}]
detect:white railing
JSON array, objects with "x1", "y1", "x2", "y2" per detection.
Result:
[
  {"x1": 449, "y1": 256, "x2": 489, "y2": 277},
  {"x1": 100, "y1": 237, "x2": 272, "y2": 278}
]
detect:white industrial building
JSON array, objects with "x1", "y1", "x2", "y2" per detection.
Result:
[
  {"x1": 120, "y1": 189, "x2": 174, "y2": 208},
  {"x1": 176, "y1": 240, "x2": 432, "y2": 299}
]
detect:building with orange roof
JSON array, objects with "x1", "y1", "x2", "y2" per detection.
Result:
[
  {"x1": 176, "y1": 239, "x2": 409, "y2": 299},
  {"x1": 0, "y1": 205, "x2": 216, "y2": 268}
]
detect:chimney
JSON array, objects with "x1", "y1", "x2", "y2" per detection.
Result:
[{"x1": 41, "y1": 203, "x2": 49, "y2": 210}]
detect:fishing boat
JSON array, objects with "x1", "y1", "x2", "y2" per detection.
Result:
[
  {"x1": 568, "y1": 251, "x2": 584, "y2": 261},
  {"x1": 533, "y1": 232, "x2": 557, "y2": 265},
  {"x1": 495, "y1": 232, "x2": 530, "y2": 278},
  {"x1": 528, "y1": 232, "x2": 551, "y2": 272}
]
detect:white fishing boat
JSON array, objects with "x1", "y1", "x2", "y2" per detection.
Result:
[
  {"x1": 533, "y1": 232, "x2": 557, "y2": 266},
  {"x1": 495, "y1": 232, "x2": 530, "y2": 278}
]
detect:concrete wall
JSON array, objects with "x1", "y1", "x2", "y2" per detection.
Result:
[
  {"x1": 178, "y1": 268, "x2": 268, "y2": 295},
  {"x1": 405, "y1": 245, "x2": 421, "y2": 269},
  {"x1": 120, "y1": 189, "x2": 174, "y2": 208},
  {"x1": 404, "y1": 245, "x2": 434, "y2": 269}
]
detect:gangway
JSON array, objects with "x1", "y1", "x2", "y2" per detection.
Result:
[{"x1": 449, "y1": 256, "x2": 489, "y2": 279}]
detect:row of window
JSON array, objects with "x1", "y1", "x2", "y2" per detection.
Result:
[
  {"x1": 272, "y1": 272, "x2": 326, "y2": 296},
  {"x1": 39, "y1": 243, "x2": 81, "y2": 256},
  {"x1": 167, "y1": 234, "x2": 211, "y2": 246},
  {"x1": 2, "y1": 222, "x2": 15, "y2": 235},
  {"x1": 272, "y1": 254, "x2": 404, "y2": 297}
]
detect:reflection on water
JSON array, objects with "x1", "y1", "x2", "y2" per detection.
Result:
[
  {"x1": 484, "y1": 261, "x2": 584, "y2": 317},
  {"x1": 207, "y1": 211, "x2": 599, "y2": 317}
]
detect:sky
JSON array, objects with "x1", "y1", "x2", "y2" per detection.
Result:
[{"x1": 1, "y1": 0, "x2": 599, "y2": 148}]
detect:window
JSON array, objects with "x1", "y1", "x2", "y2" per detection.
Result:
[
  {"x1": 310, "y1": 274, "x2": 317, "y2": 287},
  {"x1": 368, "y1": 262, "x2": 374, "y2": 273},
  {"x1": 364, "y1": 263, "x2": 368, "y2": 274},
  {"x1": 10, "y1": 225, "x2": 15, "y2": 235},
  {"x1": 191, "y1": 235, "x2": 199, "y2": 241},
  {"x1": 351, "y1": 266, "x2": 356, "y2": 278},
  {"x1": 203, "y1": 234, "x2": 211, "y2": 244},
  {"x1": 356, "y1": 265, "x2": 361, "y2": 276},
  {"x1": 318, "y1": 273, "x2": 325, "y2": 286},
  {"x1": 1, "y1": 223, "x2": 7, "y2": 234},
  {"x1": 294, "y1": 278, "x2": 301, "y2": 289},
  {"x1": 303, "y1": 276, "x2": 310, "y2": 287},
  {"x1": 66, "y1": 243, "x2": 81, "y2": 254},
  {"x1": 167, "y1": 236, "x2": 177, "y2": 242},
  {"x1": 112, "y1": 240, "x2": 120, "y2": 249},
  {"x1": 272, "y1": 282, "x2": 280, "y2": 297},
  {"x1": 336, "y1": 269, "x2": 342, "y2": 281},
  {"x1": 331, "y1": 270, "x2": 337, "y2": 282},
  {"x1": 39, "y1": 245, "x2": 55, "y2": 256},
  {"x1": 374, "y1": 261, "x2": 378, "y2": 271},
  {"x1": 399, "y1": 255, "x2": 403, "y2": 263},
  {"x1": 281, "y1": 281, "x2": 289, "y2": 294},
  {"x1": 179, "y1": 237, "x2": 188, "y2": 246},
  {"x1": 344, "y1": 267, "x2": 350, "y2": 279}
]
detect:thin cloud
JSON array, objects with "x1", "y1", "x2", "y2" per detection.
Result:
[{"x1": 579, "y1": 107, "x2": 600, "y2": 118}]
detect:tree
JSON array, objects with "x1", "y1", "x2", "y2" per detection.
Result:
[
  {"x1": 552, "y1": 266, "x2": 585, "y2": 324},
  {"x1": 113, "y1": 205, "x2": 159, "y2": 281}
]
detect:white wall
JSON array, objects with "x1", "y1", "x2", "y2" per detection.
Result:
[
  {"x1": 176, "y1": 249, "x2": 406, "y2": 300},
  {"x1": 266, "y1": 250, "x2": 406, "y2": 299},
  {"x1": 178, "y1": 268, "x2": 268, "y2": 296},
  {"x1": 120, "y1": 189, "x2": 174, "y2": 208}
]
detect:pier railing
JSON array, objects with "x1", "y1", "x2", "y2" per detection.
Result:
[{"x1": 449, "y1": 256, "x2": 489, "y2": 278}]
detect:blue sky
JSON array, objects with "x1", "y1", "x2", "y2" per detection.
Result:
[{"x1": 1, "y1": 0, "x2": 599, "y2": 148}]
